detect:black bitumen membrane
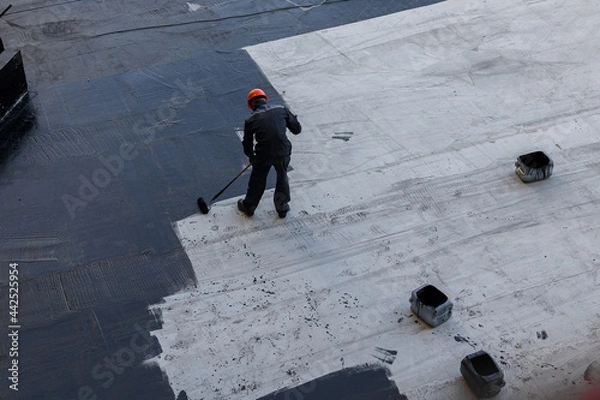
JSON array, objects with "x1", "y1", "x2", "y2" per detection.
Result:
[
  {"x1": 0, "y1": 1, "x2": 443, "y2": 398},
  {"x1": 256, "y1": 365, "x2": 408, "y2": 400}
]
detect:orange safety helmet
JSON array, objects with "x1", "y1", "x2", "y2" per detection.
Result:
[{"x1": 247, "y1": 88, "x2": 268, "y2": 109}]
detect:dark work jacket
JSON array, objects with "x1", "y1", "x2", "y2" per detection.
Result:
[{"x1": 243, "y1": 103, "x2": 302, "y2": 160}]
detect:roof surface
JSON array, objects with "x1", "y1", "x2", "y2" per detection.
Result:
[
  {"x1": 156, "y1": 0, "x2": 600, "y2": 399},
  {"x1": 0, "y1": 1, "x2": 443, "y2": 399},
  {"x1": 1, "y1": 0, "x2": 599, "y2": 399}
]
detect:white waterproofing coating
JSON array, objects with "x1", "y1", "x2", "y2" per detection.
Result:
[{"x1": 149, "y1": 0, "x2": 600, "y2": 399}]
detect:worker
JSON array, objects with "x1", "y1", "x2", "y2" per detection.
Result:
[{"x1": 237, "y1": 88, "x2": 302, "y2": 218}]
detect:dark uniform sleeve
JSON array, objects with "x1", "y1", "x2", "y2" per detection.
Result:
[
  {"x1": 242, "y1": 119, "x2": 255, "y2": 161},
  {"x1": 286, "y1": 108, "x2": 302, "y2": 135}
]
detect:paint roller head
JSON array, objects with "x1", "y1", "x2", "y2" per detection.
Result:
[{"x1": 197, "y1": 197, "x2": 209, "y2": 214}]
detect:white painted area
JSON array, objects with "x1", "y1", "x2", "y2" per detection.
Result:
[
  {"x1": 186, "y1": 2, "x2": 201, "y2": 12},
  {"x1": 149, "y1": 0, "x2": 600, "y2": 399},
  {"x1": 234, "y1": 126, "x2": 244, "y2": 142}
]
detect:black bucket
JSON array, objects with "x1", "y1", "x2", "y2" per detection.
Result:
[
  {"x1": 409, "y1": 284, "x2": 453, "y2": 327},
  {"x1": 460, "y1": 350, "x2": 505, "y2": 398},
  {"x1": 515, "y1": 151, "x2": 553, "y2": 183}
]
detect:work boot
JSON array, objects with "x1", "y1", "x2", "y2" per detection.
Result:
[
  {"x1": 276, "y1": 204, "x2": 290, "y2": 219},
  {"x1": 237, "y1": 199, "x2": 254, "y2": 217}
]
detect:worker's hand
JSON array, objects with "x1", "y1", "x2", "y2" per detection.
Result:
[{"x1": 248, "y1": 155, "x2": 256, "y2": 164}]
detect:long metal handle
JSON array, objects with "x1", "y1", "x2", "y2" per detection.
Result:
[
  {"x1": 209, "y1": 162, "x2": 252, "y2": 204},
  {"x1": 0, "y1": 5, "x2": 12, "y2": 19}
]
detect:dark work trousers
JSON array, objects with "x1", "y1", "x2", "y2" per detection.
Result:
[{"x1": 244, "y1": 155, "x2": 291, "y2": 212}]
